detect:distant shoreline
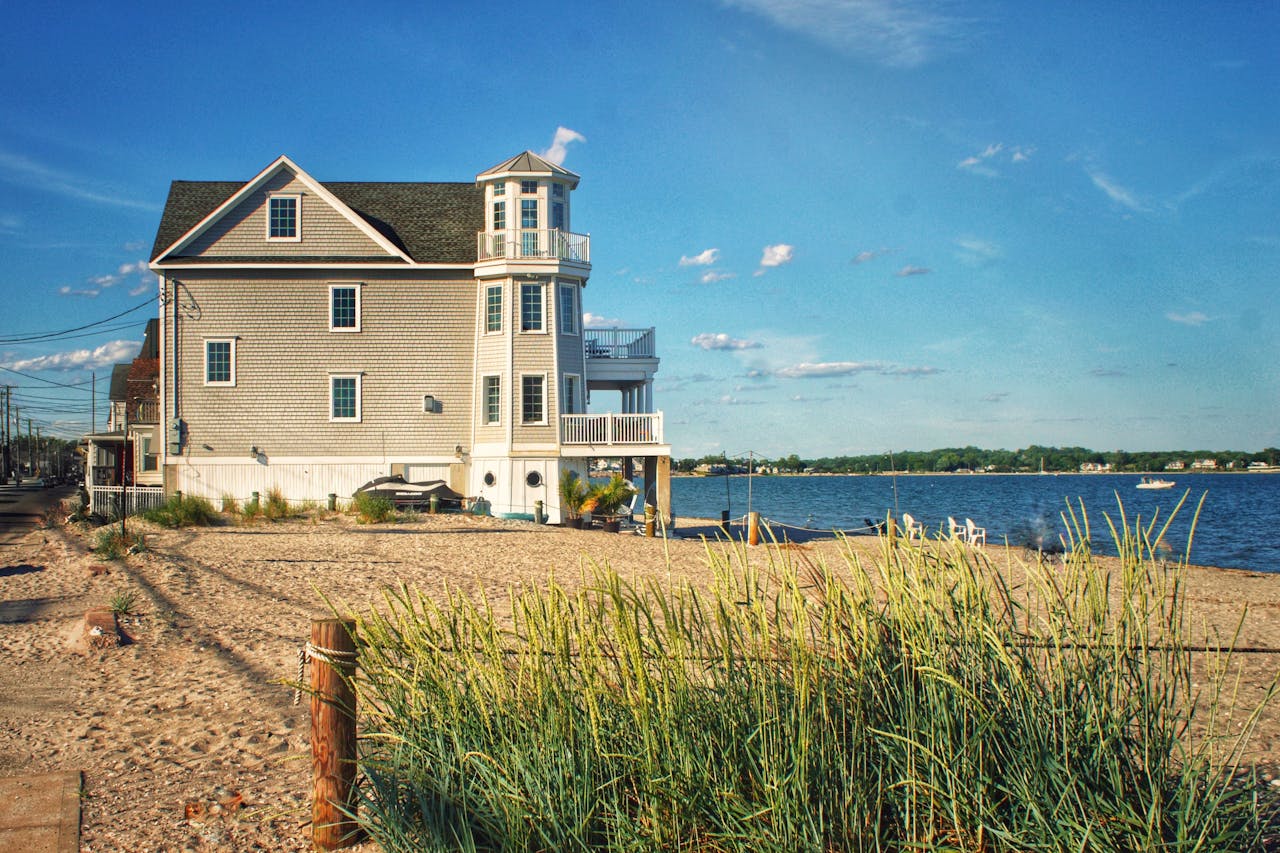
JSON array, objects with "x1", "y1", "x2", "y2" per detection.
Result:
[{"x1": 673, "y1": 469, "x2": 1280, "y2": 478}]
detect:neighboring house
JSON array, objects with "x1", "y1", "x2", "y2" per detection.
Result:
[
  {"x1": 83, "y1": 319, "x2": 164, "y2": 514},
  {"x1": 1191, "y1": 459, "x2": 1218, "y2": 470},
  {"x1": 1079, "y1": 462, "x2": 1112, "y2": 473},
  {"x1": 147, "y1": 152, "x2": 670, "y2": 522},
  {"x1": 1165, "y1": 460, "x2": 1185, "y2": 471}
]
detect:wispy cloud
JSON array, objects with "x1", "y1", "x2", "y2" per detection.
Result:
[
  {"x1": 981, "y1": 392, "x2": 1009, "y2": 403},
  {"x1": 691, "y1": 332, "x2": 763, "y2": 351},
  {"x1": 957, "y1": 142, "x2": 1033, "y2": 176},
  {"x1": 540, "y1": 126, "x2": 585, "y2": 166},
  {"x1": 680, "y1": 248, "x2": 720, "y2": 266},
  {"x1": 583, "y1": 312, "x2": 622, "y2": 328},
  {"x1": 1086, "y1": 168, "x2": 1147, "y2": 212},
  {"x1": 722, "y1": 0, "x2": 963, "y2": 68},
  {"x1": 955, "y1": 237, "x2": 1000, "y2": 266},
  {"x1": 772, "y1": 360, "x2": 937, "y2": 378},
  {"x1": 60, "y1": 259, "x2": 151, "y2": 298},
  {"x1": 700, "y1": 270, "x2": 736, "y2": 284},
  {"x1": 5, "y1": 339, "x2": 140, "y2": 372},
  {"x1": 59, "y1": 286, "x2": 100, "y2": 298},
  {"x1": 895, "y1": 265, "x2": 931, "y2": 277},
  {"x1": 852, "y1": 247, "x2": 894, "y2": 264},
  {"x1": 0, "y1": 148, "x2": 158, "y2": 211},
  {"x1": 1166, "y1": 311, "x2": 1210, "y2": 326},
  {"x1": 1090, "y1": 367, "x2": 1125, "y2": 378}
]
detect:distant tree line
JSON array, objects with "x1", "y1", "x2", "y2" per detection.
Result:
[{"x1": 675, "y1": 446, "x2": 1280, "y2": 475}]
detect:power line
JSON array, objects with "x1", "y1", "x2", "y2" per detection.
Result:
[
  {"x1": 0, "y1": 366, "x2": 102, "y2": 391},
  {"x1": 0, "y1": 296, "x2": 154, "y2": 344}
]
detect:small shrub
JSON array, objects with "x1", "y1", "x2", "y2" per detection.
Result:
[
  {"x1": 94, "y1": 527, "x2": 145, "y2": 560},
  {"x1": 108, "y1": 588, "x2": 140, "y2": 615},
  {"x1": 142, "y1": 495, "x2": 218, "y2": 528},
  {"x1": 262, "y1": 487, "x2": 294, "y2": 520},
  {"x1": 220, "y1": 494, "x2": 239, "y2": 514},
  {"x1": 353, "y1": 491, "x2": 395, "y2": 524}
]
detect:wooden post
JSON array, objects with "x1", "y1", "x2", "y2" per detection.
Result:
[
  {"x1": 310, "y1": 618, "x2": 358, "y2": 850},
  {"x1": 747, "y1": 511, "x2": 761, "y2": 546}
]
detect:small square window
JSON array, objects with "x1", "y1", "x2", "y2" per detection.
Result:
[
  {"x1": 493, "y1": 182, "x2": 505, "y2": 196},
  {"x1": 483, "y1": 375, "x2": 501, "y2": 424},
  {"x1": 204, "y1": 339, "x2": 236, "y2": 386},
  {"x1": 330, "y1": 284, "x2": 361, "y2": 332},
  {"x1": 330, "y1": 374, "x2": 361, "y2": 422},
  {"x1": 521, "y1": 180, "x2": 538, "y2": 194},
  {"x1": 267, "y1": 195, "x2": 299, "y2": 240},
  {"x1": 521, "y1": 283, "x2": 543, "y2": 332},
  {"x1": 485, "y1": 284, "x2": 503, "y2": 333},
  {"x1": 521, "y1": 375, "x2": 544, "y2": 424}
]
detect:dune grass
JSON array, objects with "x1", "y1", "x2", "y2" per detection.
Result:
[
  {"x1": 141, "y1": 494, "x2": 218, "y2": 528},
  {"x1": 346, "y1": 498, "x2": 1277, "y2": 851}
]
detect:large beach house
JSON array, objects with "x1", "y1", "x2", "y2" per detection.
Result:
[{"x1": 145, "y1": 152, "x2": 670, "y2": 522}]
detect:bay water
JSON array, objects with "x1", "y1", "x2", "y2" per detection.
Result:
[{"x1": 670, "y1": 472, "x2": 1279, "y2": 573}]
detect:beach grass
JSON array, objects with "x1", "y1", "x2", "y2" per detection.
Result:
[{"x1": 345, "y1": 500, "x2": 1278, "y2": 851}]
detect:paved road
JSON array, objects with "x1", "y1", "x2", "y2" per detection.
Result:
[{"x1": 0, "y1": 483, "x2": 76, "y2": 547}]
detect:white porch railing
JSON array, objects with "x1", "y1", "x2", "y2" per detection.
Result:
[
  {"x1": 562, "y1": 412, "x2": 663, "y2": 445},
  {"x1": 583, "y1": 328, "x2": 656, "y2": 359},
  {"x1": 477, "y1": 229, "x2": 590, "y2": 263},
  {"x1": 89, "y1": 485, "x2": 167, "y2": 518}
]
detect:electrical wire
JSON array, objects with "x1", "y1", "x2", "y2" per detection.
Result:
[
  {"x1": 0, "y1": 296, "x2": 154, "y2": 345},
  {"x1": 0, "y1": 365, "x2": 102, "y2": 391}
]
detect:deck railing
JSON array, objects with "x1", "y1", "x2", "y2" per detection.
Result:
[
  {"x1": 583, "y1": 328, "x2": 656, "y2": 359},
  {"x1": 477, "y1": 229, "x2": 590, "y2": 263},
  {"x1": 88, "y1": 484, "x2": 166, "y2": 518},
  {"x1": 562, "y1": 412, "x2": 663, "y2": 445}
]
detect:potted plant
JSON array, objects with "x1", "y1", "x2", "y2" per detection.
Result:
[
  {"x1": 559, "y1": 469, "x2": 588, "y2": 529},
  {"x1": 584, "y1": 474, "x2": 635, "y2": 533}
]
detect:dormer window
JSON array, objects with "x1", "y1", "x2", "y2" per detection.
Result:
[
  {"x1": 267, "y1": 194, "x2": 300, "y2": 241},
  {"x1": 520, "y1": 180, "x2": 538, "y2": 195}
]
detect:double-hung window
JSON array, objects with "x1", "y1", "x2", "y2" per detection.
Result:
[
  {"x1": 521, "y1": 375, "x2": 545, "y2": 424},
  {"x1": 330, "y1": 284, "x2": 361, "y2": 332},
  {"x1": 520, "y1": 283, "x2": 543, "y2": 332},
  {"x1": 204, "y1": 339, "x2": 236, "y2": 386},
  {"x1": 330, "y1": 374, "x2": 362, "y2": 422},
  {"x1": 557, "y1": 283, "x2": 578, "y2": 335},
  {"x1": 483, "y1": 376, "x2": 501, "y2": 425},
  {"x1": 563, "y1": 374, "x2": 581, "y2": 415},
  {"x1": 267, "y1": 194, "x2": 300, "y2": 240},
  {"x1": 521, "y1": 180, "x2": 538, "y2": 195},
  {"x1": 485, "y1": 284, "x2": 503, "y2": 333}
]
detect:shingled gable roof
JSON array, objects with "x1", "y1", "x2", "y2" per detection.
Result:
[
  {"x1": 149, "y1": 156, "x2": 484, "y2": 266},
  {"x1": 477, "y1": 151, "x2": 580, "y2": 189}
]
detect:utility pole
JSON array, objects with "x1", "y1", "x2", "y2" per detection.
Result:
[
  {"x1": 35, "y1": 425, "x2": 41, "y2": 478},
  {"x1": 1, "y1": 386, "x2": 9, "y2": 485},
  {"x1": 91, "y1": 373, "x2": 96, "y2": 434},
  {"x1": 27, "y1": 418, "x2": 33, "y2": 480}
]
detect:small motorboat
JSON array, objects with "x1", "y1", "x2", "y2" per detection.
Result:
[{"x1": 1136, "y1": 477, "x2": 1175, "y2": 490}]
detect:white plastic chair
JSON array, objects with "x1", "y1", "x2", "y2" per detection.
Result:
[
  {"x1": 965, "y1": 518, "x2": 987, "y2": 547},
  {"x1": 948, "y1": 516, "x2": 969, "y2": 543},
  {"x1": 901, "y1": 513, "x2": 924, "y2": 541}
]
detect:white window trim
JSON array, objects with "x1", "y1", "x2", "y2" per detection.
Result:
[
  {"x1": 266, "y1": 193, "x2": 302, "y2": 242},
  {"x1": 203, "y1": 337, "x2": 237, "y2": 387},
  {"x1": 484, "y1": 284, "x2": 503, "y2": 335},
  {"x1": 563, "y1": 373, "x2": 581, "y2": 415},
  {"x1": 557, "y1": 283, "x2": 578, "y2": 336},
  {"x1": 482, "y1": 374, "x2": 502, "y2": 425},
  {"x1": 329, "y1": 372, "x2": 363, "y2": 423},
  {"x1": 520, "y1": 282, "x2": 545, "y2": 334},
  {"x1": 520, "y1": 373, "x2": 548, "y2": 426},
  {"x1": 329, "y1": 282, "x2": 362, "y2": 332}
]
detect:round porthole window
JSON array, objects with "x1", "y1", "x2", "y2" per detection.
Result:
[
  {"x1": 483, "y1": 472, "x2": 496, "y2": 487},
  {"x1": 526, "y1": 471, "x2": 543, "y2": 488}
]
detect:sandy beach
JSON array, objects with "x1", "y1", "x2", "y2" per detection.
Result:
[{"x1": 1, "y1": 508, "x2": 1277, "y2": 851}]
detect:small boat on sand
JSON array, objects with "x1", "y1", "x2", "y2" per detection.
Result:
[{"x1": 1137, "y1": 477, "x2": 1175, "y2": 490}]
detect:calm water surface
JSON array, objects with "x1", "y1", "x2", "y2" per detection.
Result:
[{"x1": 670, "y1": 473, "x2": 1279, "y2": 573}]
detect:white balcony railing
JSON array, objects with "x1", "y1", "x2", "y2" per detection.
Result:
[
  {"x1": 477, "y1": 229, "x2": 590, "y2": 263},
  {"x1": 562, "y1": 412, "x2": 664, "y2": 445},
  {"x1": 583, "y1": 328, "x2": 655, "y2": 359}
]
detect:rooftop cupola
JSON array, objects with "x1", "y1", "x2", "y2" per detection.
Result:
[{"x1": 475, "y1": 151, "x2": 588, "y2": 270}]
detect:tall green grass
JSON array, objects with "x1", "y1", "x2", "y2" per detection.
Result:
[
  {"x1": 141, "y1": 494, "x2": 218, "y2": 528},
  {"x1": 348, "y1": 500, "x2": 1277, "y2": 851}
]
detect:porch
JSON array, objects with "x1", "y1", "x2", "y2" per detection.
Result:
[{"x1": 477, "y1": 229, "x2": 590, "y2": 262}]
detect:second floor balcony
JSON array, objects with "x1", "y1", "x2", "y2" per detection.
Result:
[
  {"x1": 562, "y1": 412, "x2": 664, "y2": 447},
  {"x1": 477, "y1": 229, "x2": 590, "y2": 264}
]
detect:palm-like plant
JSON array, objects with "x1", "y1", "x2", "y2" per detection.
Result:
[
  {"x1": 559, "y1": 469, "x2": 589, "y2": 519},
  {"x1": 583, "y1": 474, "x2": 635, "y2": 519}
]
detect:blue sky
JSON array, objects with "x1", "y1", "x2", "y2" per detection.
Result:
[{"x1": 2, "y1": 1, "x2": 1277, "y2": 456}]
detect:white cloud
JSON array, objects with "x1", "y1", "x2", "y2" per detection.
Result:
[
  {"x1": 722, "y1": 0, "x2": 962, "y2": 68},
  {"x1": 691, "y1": 332, "x2": 762, "y2": 351},
  {"x1": 759, "y1": 243, "x2": 794, "y2": 269},
  {"x1": 58, "y1": 285, "x2": 100, "y2": 298},
  {"x1": 583, "y1": 312, "x2": 622, "y2": 328},
  {"x1": 129, "y1": 283, "x2": 152, "y2": 297},
  {"x1": 895, "y1": 265, "x2": 931, "y2": 277},
  {"x1": 0, "y1": 147, "x2": 158, "y2": 211},
  {"x1": 680, "y1": 248, "x2": 720, "y2": 266},
  {"x1": 5, "y1": 339, "x2": 140, "y2": 372},
  {"x1": 700, "y1": 270, "x2": 736, "y2": 284},
  {"x1": 768, "y1": 359, "x2": 938, "y2": 379},
  {"x1": 1087, "y1": 168, "x2": 1147, "y2": 212},
  {"x1": 540, "y1": 127, "x2": 585, "y2": 166},
  {"x1": 1166, "y1": 311, "x2": 1210, "y2": 326},
  {"x1": 955, "y1": 237, "x2": 1000, "y2": 266},
  {"x1": 957, "y1": 142, "x2": 1033, "y2": 177}
]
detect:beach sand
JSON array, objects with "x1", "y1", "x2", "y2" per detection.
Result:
[{"x1": 1, "y1": 510, "x2": 1277, "y2": 850}]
